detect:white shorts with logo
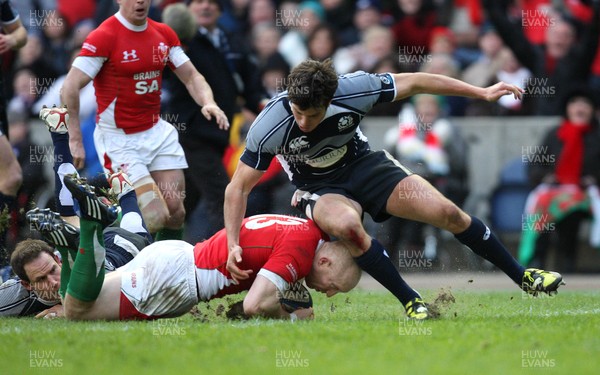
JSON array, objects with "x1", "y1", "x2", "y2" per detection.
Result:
[
  {"x1": 94, "y1": 119, "x2": 188, "y2": 184},
  {"x1": 119, "y1": 240, "x2": 198, "y2": 320}
]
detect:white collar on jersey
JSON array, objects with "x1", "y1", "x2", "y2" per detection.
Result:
[{"x1": 115, "y1": 11, "x2": 148, "y2": 32}]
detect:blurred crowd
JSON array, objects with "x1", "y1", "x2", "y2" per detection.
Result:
[{"x1": 3, "y1": 0, "x2": 600, "y2": 272}]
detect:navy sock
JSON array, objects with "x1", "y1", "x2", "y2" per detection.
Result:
[
  {"x1": 118, "y1": 190, "x2": 150, "y2": 242},
  {"x1": 88, "y1": 174, "x2": 110, "y2": 191},
  {"x1": 51, "y1": 132, "x2": 76, "y2": 216},
  {"x1": 455, "y1": 215, "x2": 525, "y2": 284},
  {"x1": 354, "y1": 238, "x2": 419, "y2": 306}
]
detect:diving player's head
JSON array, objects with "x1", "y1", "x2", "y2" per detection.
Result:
[
  {"x1": 305, "y1": 240, "x2": 361, "y2": 297},
  {"x1": 118, "y1": 0, "x2": 151, "y2": 26},
  {"x1": 10, "y1": 239, "x2": 62, "y2": 303},
  {"x1": 288, "y1": 59, "x2": 338, "y2": 133}
]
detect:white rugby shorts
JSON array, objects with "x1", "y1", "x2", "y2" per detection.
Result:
[
  {"x1": 119, "y1": 240, "x2": 198, "y2": 320},
  {"x1": 94, "y1": 119, "x2": 188, "y2": 184}
]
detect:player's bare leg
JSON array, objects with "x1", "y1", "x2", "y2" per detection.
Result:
[
  {"x1": 385, "y1": 174, "x2": 471, "y2": 234},
  {"x1": 311, "y1": 193, "x2": 427, "y2": 319},
  {"x1": 133, "y1": 177, "x2": 170, "y2": 234},
  {"x1": 311, "y1": 194, "x2": 369, "y2": 254},
  {"x1": 64, "y1": 270, "x2": 121, "y2": 321},
  {"x1": 151, "y1": 169, "x2": 186, "y2": 240}
]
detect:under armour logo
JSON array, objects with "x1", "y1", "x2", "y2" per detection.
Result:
[
  {"x1": 122, "y1": 49, "x2": 138, "y2": 61},
  {"x1": 483, "y1": 226, "x2": 491, "y2": 241}
]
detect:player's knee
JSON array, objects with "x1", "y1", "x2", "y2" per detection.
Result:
[
  {"x1": 439, "y1": 203, "x2": 468, "y2": 231},
  {"x1": 329, "y1": 211, "x2": 368, "y2": 249},
  {"x1": 141, "y1": 204, "x2": 169, "y2": 233},
  {"x1": 242, "y1": 299, "x2": 261, "y2": 318},
  {"x1": 166, "y1": 201, "x2": 185, "y2": 228}
]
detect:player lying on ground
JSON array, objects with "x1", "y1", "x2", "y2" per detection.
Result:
[
  {"x1": 225, "y1": 59, "x2": 566, "y2": 320},
  {"x1": 2, "y1": 107, "x2": 151, "y2": 317},
  {"x1": 12, "y1": 174, "x2": 360, "y2": 321}
]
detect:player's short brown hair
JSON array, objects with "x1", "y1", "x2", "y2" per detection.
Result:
[
  {"x1": 287, "y1": 58, "x2": 338, "y2": 110},
  {"x1": 10, "y1": 239, "x2": 56, "y2": 283}
]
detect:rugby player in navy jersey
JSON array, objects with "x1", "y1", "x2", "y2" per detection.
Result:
[{"x1": 224, "y1": 58, "x2": 564, "y2": 319}]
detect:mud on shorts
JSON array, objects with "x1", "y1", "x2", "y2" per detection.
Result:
[{"x1": 291, "y1": 150, "x2": 412, "y2": 222}]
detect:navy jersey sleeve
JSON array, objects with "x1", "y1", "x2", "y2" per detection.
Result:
[
  {"x1": 241, "y1": 96, "x2": 293, "y2": 170},
  {"x1": 0, "y1": 0, "x2": 19, "y2": 25},
  {"x1": 333, "y1": 71, "x2": 397, "y2": 113}
]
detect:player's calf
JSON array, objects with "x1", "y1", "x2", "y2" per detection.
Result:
[{"x1": 133, "y1": 178, "x2": 169, "y2": 233}]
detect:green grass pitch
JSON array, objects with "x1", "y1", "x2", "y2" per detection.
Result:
[{"x1": 1, "y1": 289, "x2": 598, "y2": 375}]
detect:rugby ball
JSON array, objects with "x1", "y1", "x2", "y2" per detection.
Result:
[{"x1": 279, "y1": 282, "x2": 313, "y2": 313}]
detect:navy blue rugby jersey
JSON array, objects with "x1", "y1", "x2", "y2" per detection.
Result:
[{"x1": 241, "y1": 71, "x2": 396, "y2": 186}]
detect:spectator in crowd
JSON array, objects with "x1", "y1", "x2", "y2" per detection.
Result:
[
  {"x1": 307, "y1": 24, "x2": 339, "y2": 62},
  {"x1": 321, "y1": 0, "x2": 354, "y2": 37},
  {"x1": 338, "y1": 0, "x2": 384, "y2": 47},
  {"x1": 39, "y1": 9, "x2": 70, "y2": 76},
  {"x1": 462, "y1": 25, "x2": 506, "y2": 89},
  {"x1": 520, "y1": 87, "x2": 600, "y2": 273},
  {"x1": 8, "y1": 69, "x2": 38, "y2": 116},
  {"x1": 483, "y1": 0, "x2": 600, "y2": 116},
  {"x1": 163, "y1": 0, "x2": 267, "y2": 241},
  {"x1": 278, "y1": 0, "x2": 324, "y2": 68},
  {"x1": 260, "y1": 53, "x2": 290, "y2": 98},
  {"x1": 440, "y1": 0, "x2": 483, "y2": 50},
  {"x1": 391, "y1": 0, "x2": 438, "y2": 55},
  {"x1": 335, "y1": 25, "x2": 395, "y2": 74},
  {"x1": 251, "y1": 22, "x2": 285, "y2": 70},
  {"x1": 15, "y1": 34, "x2": 59, "y2": 95},
  {"x1": 248, "y1": 0, "x2": 276, "y2": 31}
]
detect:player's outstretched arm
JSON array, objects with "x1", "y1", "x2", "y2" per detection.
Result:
[
  {"x1": 244, "y1": 275, "x2": 313, "y2": 321},
  {"x1": 224, "y1": 162, "x2": 265, "y2": 283},
  {"x1": 60, "y1": 67, "x2": 93, "y2": 169},
  {"x1": 173, "y1": 61, "x2": 229, "y2": 130},
  {"x1": 392, "y1": 72, "x2": 524, "y2": 103}
]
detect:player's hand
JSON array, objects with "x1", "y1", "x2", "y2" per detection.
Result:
[
  {"x1": 69, "y1": 136, "x2": 86, "y2": 170},
  {"x1": 0, "y1": 34, "x2": 15, "y2": 54},
  {"x1": 35, "y1": 304, "x2": 64, "y2": 319},
  {"x1": 483, "y1": 81, "x2": 524, "y2": 102},
  {"x1": 201, "y1": 103, "x2": 230, "y2": 131},
  {"x1": 226, "y1": 244, "x2": 253, "y2": 284},
  {"x1": 293, "y1": 307, "x2": 314, "y2": 321}
]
